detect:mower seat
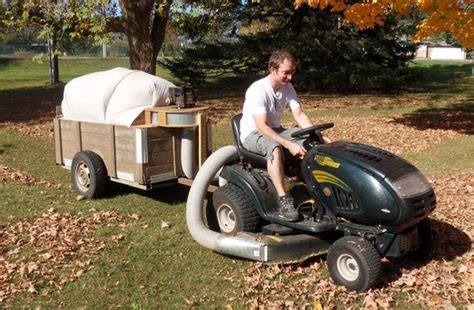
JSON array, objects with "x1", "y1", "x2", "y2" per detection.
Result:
[{"x1": 231, "y1": 113, "x2": 268, "y2": 167}]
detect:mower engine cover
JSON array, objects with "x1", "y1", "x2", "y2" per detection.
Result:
[{"x1": 302, "y1": 141, "x2": 436, "y2": 233}]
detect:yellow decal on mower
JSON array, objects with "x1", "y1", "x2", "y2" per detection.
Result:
[
  {"x1": 314, "y1": 155, "x2": 341, "y2": 168},
  {"x1": 312, "y1": 170, "x2": 352, "y2": 192}
]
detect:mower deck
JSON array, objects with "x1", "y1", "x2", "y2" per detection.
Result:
[{"x1": 247, "y1": 226, "x2": 337, "y2": 263}]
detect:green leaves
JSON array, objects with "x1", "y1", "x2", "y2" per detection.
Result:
[
  {"x1": 164, "y1": 1, "x2": 419, "y2": 91},
  {"x1": 4, "y1": 0, "x2": 114, "y2": 47}
]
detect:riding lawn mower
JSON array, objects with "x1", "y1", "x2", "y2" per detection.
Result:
[{"x1": 187, "y1": 113, "x2": 436, "y2": 292}]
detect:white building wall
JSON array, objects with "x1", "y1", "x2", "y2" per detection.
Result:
[
  {"x1": 430, "y1": 47, "x2": 466, "y2": 60},
  {"x1": 416, "y1": 45, "x2": 428, "y2": 58}
]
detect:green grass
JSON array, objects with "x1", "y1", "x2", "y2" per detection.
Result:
[
  {"x1": 0, "y1": 58, "x2": 472, "y2": 308},
  {"x1": 0, "y1": 126, "x2": 245, "y2": 308},
  {"x1": 1, "y1": 181, "x2": 246, "y2": 308},
  {"x1": 408, "y1": 60, "x2": 474, "y2": 96},
  {"x1": 0, "y1": 127, "x2": 65, "y2": 184},
  {"x1": 0, "y1": 57, "x2": 177, "y2": 90},
  {"x1": 404, "y1": 135, "x2": 474, "y2": 179}
]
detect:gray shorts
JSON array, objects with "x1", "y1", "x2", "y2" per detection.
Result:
[{"x1": 242, "y1": 127, "x2": 306, "y2": 159}]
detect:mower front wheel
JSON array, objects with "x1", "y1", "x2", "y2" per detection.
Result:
[
  {"x1": 212, "y1": 183, "x2": 261, "y2": 235},
  {"x1": 327, "y1": 236, "x2": 382, "y2": 292}
]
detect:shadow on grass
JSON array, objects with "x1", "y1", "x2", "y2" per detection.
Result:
[
  {"x1": 0, "y1": 86, "x2": 64, "y2": 123},
  {"x1": 380, "y1": 218, "x2": 471, "y2": 288},
  {"x1": 408, "y1": 63, "x2": 473, "y2": 93},
  {"x1": 197, "y1": 63, "x2": 473, "y2": 97},
  {"x1": 104, "y1": 181, "x2": 191, "y2": 206},
  {"x1": 278, "y1": 218, "x2": 470, "y2": 291},
  {"x1": 390, "y1": 101, "x2": 474, "y2": 134},
  {"x1": 0, "y1": 57, "x2": 18, "y2": 69},
  {"x1": 0, "y1": 139, "x2": 14, "y2": 155}
]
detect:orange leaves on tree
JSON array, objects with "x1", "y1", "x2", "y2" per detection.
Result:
[
  {"x1": 294, "y1": 0, "x2": 474, "y2": 48},
  {"x1": 295, "y1": 0, "x2": 346, "y2": 12},
  {"x1": 343, "y1": 3, "x2": 385, "y2": 29},
  {"x1": 414, "y1": 6, "x2": 474, "y2": 48}
]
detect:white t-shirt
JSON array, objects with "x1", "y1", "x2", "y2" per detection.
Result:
[{"x1": 240, "y1": 76, "x2": 300, "y2": 143}]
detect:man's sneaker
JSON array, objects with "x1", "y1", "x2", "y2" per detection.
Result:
[{"x1": 278, "y1": 194, "x2": 300, "y2": 222}]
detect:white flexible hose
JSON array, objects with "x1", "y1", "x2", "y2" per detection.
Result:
[
  {"x1": 181, "y1": 128, "x2": 196, "y2": 179},
  {"x1": 186, "y1": 145, "x2": 238, "y2": 250},
  {"x1": 186, "y1": 145, "x2": 268, "y2": 261}
]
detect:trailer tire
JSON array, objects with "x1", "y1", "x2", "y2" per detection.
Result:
[
  {"x1": 71, "y1": 151, "x2": 108, "y2": 199},
  {"x1": 212, "y1": 183, "x2": 261, "y2": 235},
  {"x1": 327, "y1": 236, "x2": 382, "y2": 292}
]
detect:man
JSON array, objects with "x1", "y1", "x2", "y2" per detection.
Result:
[{"x1": 239, "y1": 50, "x2": 329, "y2": 222}]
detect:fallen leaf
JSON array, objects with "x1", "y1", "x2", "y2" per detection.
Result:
[
  {"x1": 110, "y1": 234, "x2": 124, "y2": 242},
  {"x1": 27, "y1": 284, "x2": 37, "y2": 295},
  {"x1": 128, "y1": 213, "x2": 139, "y2": 220},
  {"x1": 40, "y1": 252, "x2": 53, "y2": 261}
]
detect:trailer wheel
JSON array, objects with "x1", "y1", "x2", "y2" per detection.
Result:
[
  {"x1": 71, "y1": 151, "x2": 108, "y2": 199},
  {"x1": 212, "y1": 183, "x2": 261, "y2": 235},
  {"x1": 327, "y1": 236, "x2": 382, "y2": 292},
  {"x1": 409, "y1": 219, "x2": 434, "y2": 263}
]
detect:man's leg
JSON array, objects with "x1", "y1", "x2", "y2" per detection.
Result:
[
  {"x1": 267, "y1": 146, "x2": 299, "y2": 221},
  {"x1": 267, "y1": 146, "x2": 286, "y2": 197},
  {"x1": 243, "y1": 132, "x2": 286, "y2": 195},
  {"x1": 243, "y1": 132, "x2": 299, "y2": 221}
]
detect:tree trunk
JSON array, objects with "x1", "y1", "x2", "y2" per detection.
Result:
[
  {"x1": 48, "y1": 34, "x2": 59, "y2": 86},
  {"x1": 120, "y1": 0, "x2": 172, "y2": 75}
]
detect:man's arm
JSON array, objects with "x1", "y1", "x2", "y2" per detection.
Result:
[
  {"x1": 291, "y1": 106, "x2": 332, "y2": 143},
  {"x1": 291, "y1": 106, "x2": 313, "y2": 129},
  {"x1": 254, "y1": 114, "x2": 307, "y2": 158}
]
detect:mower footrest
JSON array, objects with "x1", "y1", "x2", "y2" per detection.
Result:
[
  {"x1": 266, "y1": 214, "x2": 336, "y2": 233},
  {"x1": 262, "y1": 223, "x2": 295, "y2": 236}
]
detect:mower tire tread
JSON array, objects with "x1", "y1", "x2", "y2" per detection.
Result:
[
  {"x1": 213, "y1": 183, "x2": 262, "y2": 234},
  {"x1": 327, "y1": 236, "x2": 382, "y2": 292}
]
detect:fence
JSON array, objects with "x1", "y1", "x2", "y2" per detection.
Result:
[{"x1": 0, "y1": 44, "x2": 129, "y2": 57}]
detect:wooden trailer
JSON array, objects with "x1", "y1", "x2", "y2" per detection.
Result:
[{"x1": 53, "y1": 105, "x2": 212, "y2": 198}]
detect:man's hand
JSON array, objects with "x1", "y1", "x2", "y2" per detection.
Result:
[
  {"x1": 285, "y1": 141, "x2": 307, "y2": 159},
  {"x1": 253, "y1": 114, "x2": 307, "y2": 159},
  {"x1": 323, "y1": 136, "x2": 332, "y2": 144}
]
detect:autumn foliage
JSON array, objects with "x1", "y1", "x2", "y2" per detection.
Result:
[{"x1": 294, "y1": 0, "x2": 474, "y2": 48}]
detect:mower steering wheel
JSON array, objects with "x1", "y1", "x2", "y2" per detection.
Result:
[{"x1": 291, "y1": 123, "x2": 334, "y2": 140}]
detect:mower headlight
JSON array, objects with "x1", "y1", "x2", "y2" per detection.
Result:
[{"x1": 388, "y1": 171, "x2": 432, "y2": 198}]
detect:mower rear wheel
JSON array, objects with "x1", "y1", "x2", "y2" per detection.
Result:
[
  {"x1": 212, "y1": 183, "x2": 261, "y2": 235},
  {"x1": 71, "y1": 151, "x2": 108, "y2": 199},
  {"x1": 327, "y1": 236, "x2": 382, "y2": 292}
]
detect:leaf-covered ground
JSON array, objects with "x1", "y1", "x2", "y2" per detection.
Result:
[
  {"x1": 0, "y1": 209, "x2": 128, "y2": 302},
  {"x1": 0, "y1": 91, "x2": 472, "y2": 307},
  {"x1": 242, "y1": 172, "x2": 473, "y2": 308}
]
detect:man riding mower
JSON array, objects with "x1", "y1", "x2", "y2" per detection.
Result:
[{"x1": 204, "y1": 114, "x2": 436, "y2": 291}]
